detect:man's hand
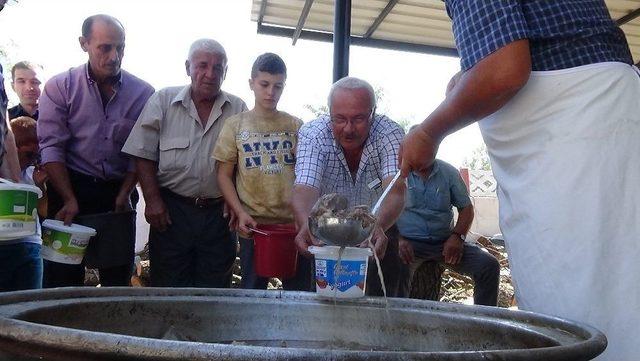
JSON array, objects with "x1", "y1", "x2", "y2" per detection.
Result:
[
  {"x1": 442, "y1": 234, "x2": 464, "y2": 265},
  {"x1": 32, "y1": 166, "x2": 49, "y2": 190},
  {"x1": 236, "y1": 211, "x2": 257, "y2": 235},
  {"x1": 144, "y1": 195, "x2": 171, "y2": 232},
  {"x1": 399, "y1": 126, "x2": 439, "y2": 178},
  {"x1": 294, "y1": 222, "x2": 323, "y2": 257},
  {"x1": 362, "y1": 225, "x2": 388, "y2": 260},
  {"x1": 114, "y1": 192, "x2": 133, "y2": 212},
  {"x1": 55, "y1": 198, "x2": 79, "y2": 226},
  {"x1": 398, "y1": 236, "x2": 415, "y2": 265}
]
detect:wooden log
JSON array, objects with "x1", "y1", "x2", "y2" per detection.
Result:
[{"x1": 410, "y1": 261, "x2": 444, "y2": 301}]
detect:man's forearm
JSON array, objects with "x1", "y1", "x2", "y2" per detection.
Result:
[
  {"x1": 43, "y1": 162, "x2": 76, "y2": 202},
  {"x1": 375, "y1": 178, "x2": 406, "y2": 231},
  {"x1": 135, "y1": 158, "x2": 162, "y2": 201},
  {"x1": 117, "y1": 171, "x2": 138, "y2": 198},
  {"x1": 452, "y1": 204, "x2": 474, "y2": 235},
  {"x1": 291, "y1": 185, "x2": 320, "y2": 229},
  {"x1": 2, "y1": 126, "x2": 21, "y2": 181},
  {"x1": 420, "y1": 39, "x2": 532, "y2": 141}
]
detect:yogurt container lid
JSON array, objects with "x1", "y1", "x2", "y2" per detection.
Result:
[
  {"x1": 309, "y1": 245, "x2": 372, "y2": 258},
  {"x1": 42, "y1": 219, "x2": 97, "y2": 236},
  {"x1": 0, "y1": 179, "x2": 43, "y2": 198}
]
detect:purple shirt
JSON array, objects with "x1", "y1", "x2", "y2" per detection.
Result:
[{"x1": 38, "y1": 63, "x2": 154, "y2": 180}]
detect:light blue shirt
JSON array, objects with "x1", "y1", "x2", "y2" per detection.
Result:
[{"x1": 396, "y1": 160, "x2": 471, "y2": 244}]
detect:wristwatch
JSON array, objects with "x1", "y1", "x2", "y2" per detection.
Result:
[{"x1": 452, "y1": 231, "x2": 466, "y2": 241}]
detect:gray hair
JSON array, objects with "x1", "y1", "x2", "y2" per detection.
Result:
[
  {"x1": 188, "y1": 39, "x2": 227, "y2": 62},
  {"x1": 327, "y1": 76, "x2": 376, "y2": 111}
]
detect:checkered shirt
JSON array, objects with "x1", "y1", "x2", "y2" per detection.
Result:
[
  {"x1": 445, "y1": 0, "x2": 633, "y2": 71},
  {"x1": 295, "y1": 114, "x2": 404, "y2": 208}
]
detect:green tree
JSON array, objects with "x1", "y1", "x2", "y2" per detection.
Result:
[{"x1": 463, "y1": 144, "x2": 491, "y2": 171}]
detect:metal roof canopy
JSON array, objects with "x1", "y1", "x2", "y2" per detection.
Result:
[{"x1": 251, "y1": 0, "x2": 640, "y2": 82}]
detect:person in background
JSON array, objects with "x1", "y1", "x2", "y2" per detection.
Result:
[
  {"x1": 0, "y1": 116, "x2": 45, "y2": 291},
  {"x1": 399, "y1": 2, "x2": 640, "y2": 359},
  {"x1": 123, "y1": 39, "x2": 247, "y2": 288},
  {"x1": 9, "y1": 61, "x2": 42, "y2": 120},
  {"x1": 214, "y1": 52, "x2": 306, "y2": 290},
  {"x1": 397, "y1": 157, "x2": 499, "y2": 306},
  {"x1": 37, "y1": 14, "x2": 154, "y2": 288}
]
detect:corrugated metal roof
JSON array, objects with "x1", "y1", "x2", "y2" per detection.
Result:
[{"x1": 251, "y1": 0, "x2": 640, "y2": 64}]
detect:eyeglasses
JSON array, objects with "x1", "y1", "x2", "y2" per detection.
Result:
[{"x1": 330, "y1": 109, "x2": 374, "y2": 126}]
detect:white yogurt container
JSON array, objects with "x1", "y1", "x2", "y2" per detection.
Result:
[
  {"x1": 309, "y1": 246, "x2": 372, "y2": 298},
  {"x1": 0, "y1": 180, "x2": 42, "y2": 240},
  {"x1": 41, "y1": 220, "x2": 96, "y2": 264}
]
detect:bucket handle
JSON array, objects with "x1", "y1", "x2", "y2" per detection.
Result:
[{"x1": 248, "y1": 227, "x2": 269, "y2": 236}]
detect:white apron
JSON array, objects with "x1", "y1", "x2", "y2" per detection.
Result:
[{"x1": 479, "y1": 62, "x2": 640, "y2": 361}]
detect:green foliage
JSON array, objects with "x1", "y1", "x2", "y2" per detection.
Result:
[
  {"x1": 463, "y1": 144, "x2": 491, "y2": 171},
  {"x1": 305, "y1": 85, "x2": 387, "y2": 118},
  {"x1": 395, "y1": 118, "x2": 412, "y2": 133},
  {"x1": 303, "y1": 103, "x2": 328, "y2": 118}
]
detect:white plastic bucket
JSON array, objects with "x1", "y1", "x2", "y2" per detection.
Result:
[
  {"x1": 0, "y1": 180, "x2": 43, "y2": 240},
  {"x1": 41, "y1": 220, "x2": 96, "y2": 265},
  {"x1": 309, "y1": 246, "x2": 372, "y2": 298}
]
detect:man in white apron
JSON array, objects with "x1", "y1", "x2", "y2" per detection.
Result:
[{"x1": 400, "y1": 1, "x2": 639, "y2": 360}]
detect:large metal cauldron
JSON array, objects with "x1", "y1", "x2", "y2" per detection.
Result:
[{"x1": 0, "y1": 288, "x2": 605, "y2": 360}]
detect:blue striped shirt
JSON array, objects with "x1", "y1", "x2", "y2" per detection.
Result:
[{"x1": 445, "y1": 0, "x2": 633, "y2": 71}]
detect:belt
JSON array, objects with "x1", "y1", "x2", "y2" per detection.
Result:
[
  {"x1": 68, "y1": 168, "x2": 123, "y2": 186},
  {"x1": 161, "y1": 188, "x2": 224, "y2": 209}
]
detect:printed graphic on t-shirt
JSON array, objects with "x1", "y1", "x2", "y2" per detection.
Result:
[{"x1": 239, "y1": 130, "x2": 296, "y2": 175}]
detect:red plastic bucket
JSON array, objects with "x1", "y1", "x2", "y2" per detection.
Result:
[{"x1": 253, "y1": 224, "x2": 298, "y2": 279}]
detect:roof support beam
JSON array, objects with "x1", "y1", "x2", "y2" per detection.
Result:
[
  {"x1": 616, "y1": 7, "x2": 640, "y2": 26},
  {"x1": 257, "y1": 24, "x2": 459, "y2": 57},
  {"x1": 292, "y1": 0, "x2": 314, "y2": 45},
  {"x1": 333, "y1": 0, "x2": 351, "y2": 82},
  {"x1": 363, "y1": 0, "x2": 399, "y2": 38},
  {"x1": 257, "y1": 0, "x2": 268, "y2": 25}
]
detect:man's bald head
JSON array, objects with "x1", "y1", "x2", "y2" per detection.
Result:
[{"x1": 81, "y1": 14, "x2": 125, "y2": 39}]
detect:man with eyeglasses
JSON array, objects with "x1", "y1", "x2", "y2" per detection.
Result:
[{"x1": 292, "y1": 77, "x2": 408, "y2": 297}]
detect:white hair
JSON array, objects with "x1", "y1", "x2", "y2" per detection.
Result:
[
  {"x1": 188, "y1": 38, "x2": 227, "y2": 62},
  {"x1": 327, "y1": 76, "x2": 376, "y2": 111}
]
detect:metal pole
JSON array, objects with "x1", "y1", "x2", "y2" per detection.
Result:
[{"x1": 333, "y1": 0, "x2": 351, "y2": 83}]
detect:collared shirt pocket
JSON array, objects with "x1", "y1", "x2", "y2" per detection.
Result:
[
  {"x1": 158, "y1": 137, "x2": 190, "y2": 172},
  {"x1": 424, "y1": 183, "x2": 450, "y2": 211},
  {"x1": 407, "y1": 177, "x2": 450, "y2": 212}
]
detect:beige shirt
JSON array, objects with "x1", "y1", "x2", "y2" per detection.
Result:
[
  {"x1": 213, "y1": 110, "x2": 302, "y2": 224},
  {"x1": 122, "y1": 85, "x2": 247, "y2": 198}
]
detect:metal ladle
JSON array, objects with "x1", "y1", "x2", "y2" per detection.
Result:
[{"x1": 308, "y1": 171, "x2": 402, "y2": 247}]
